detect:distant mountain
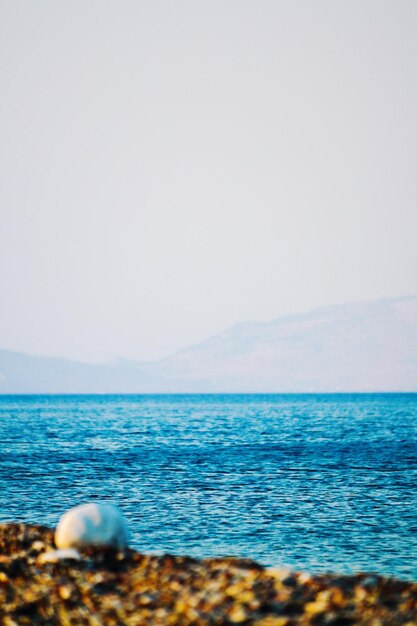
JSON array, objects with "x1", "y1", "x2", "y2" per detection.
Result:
[
  {"x1": 1, "y1": 296, "x2": 416, "y2": 393},
  {"x1": 0, "y1": 350, "x2": 158, "y2": 394},
  {"x1": 151, "y1": 295, "x2": 417, "y2": 392}
]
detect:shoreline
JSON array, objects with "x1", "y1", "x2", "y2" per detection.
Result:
[{"x1": 1, "y1": 523, "x2": 416, "y2": 625}]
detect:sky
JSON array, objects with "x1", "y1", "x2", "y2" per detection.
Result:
[{"x1": 1, "y1": 1, "x2": 416, "y2": 363}]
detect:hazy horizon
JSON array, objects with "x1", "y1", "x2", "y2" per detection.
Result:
[
  {"x1": 1, "y1": 292, "x2": 416, "y2": 367},
  {"x1": 1, "y1": 1, "x2": 416, "y2": 363}
]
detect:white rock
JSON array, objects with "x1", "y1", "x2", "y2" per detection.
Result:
[
  {"x1": 38, "y1": 548, "x2": 81, "y2": 563},
  {"x1": 55, "y1": 503, "x2": 129, "y2": 550},
  {"x1": 266, "y1": 566, "x2": 292, "y2": 580}
]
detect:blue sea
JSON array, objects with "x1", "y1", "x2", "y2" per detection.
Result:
[{"x1": 0, "y1": 394, "x2": 416, "y2": 580}]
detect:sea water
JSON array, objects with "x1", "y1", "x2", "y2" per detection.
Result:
[{"x1": 0, "y1": 394, "x2": 416, "y2": 580}]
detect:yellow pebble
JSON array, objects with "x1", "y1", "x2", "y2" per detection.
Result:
[
  {"x1": 226, "y1": 583, "x2": 244, "y2": 597},
  {"x1": 175, "y1": 599, "x2": 187, "y2": 613},
  {"x1": 229, "y1": 605, "x2": 247, "y2": 623},
  {"x1": 238, "y1": 590, "x2": 255, "y2": 603},
  {"x1": 58, "y1": 585, "x2": 72, "y2": 600}
]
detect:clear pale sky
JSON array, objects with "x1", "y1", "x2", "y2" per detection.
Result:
[{"x1": 1, "y1": 1, "x2": 416, "y2": 363}]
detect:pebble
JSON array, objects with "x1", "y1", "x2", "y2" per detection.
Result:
[
  {"x1": 37, "y1": 548, "x2": 81, "y2": 563},
  {"x1": 0, "y1": 522, "x2": 416, "y2": 625}
]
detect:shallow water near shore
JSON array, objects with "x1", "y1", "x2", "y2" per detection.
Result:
[{"x1": 0, "y1": 394, "x2": 416, "y2": 580}]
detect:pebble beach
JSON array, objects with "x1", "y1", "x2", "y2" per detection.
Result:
[{"x1": 1, "y1": 522, "x2": 416, "y2": 626}]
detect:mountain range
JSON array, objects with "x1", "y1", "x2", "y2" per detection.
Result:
[{"x1": 1, "y1": 295, "x2": 416, "y2": 393}]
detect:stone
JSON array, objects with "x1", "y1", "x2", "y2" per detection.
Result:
[
  {"x1": 38, "y1": 548, "x2": 81, "y2": 563},
  {"x1": 55, "y1": 503, "x2": 128, "y2": 550}
]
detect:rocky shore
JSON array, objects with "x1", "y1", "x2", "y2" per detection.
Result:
[{"x1": 0, "y1": 523, "x2": 416, "y2": 625}]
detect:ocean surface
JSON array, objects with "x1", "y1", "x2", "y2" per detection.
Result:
[{"x1": 0, "y1": 394, "x2": 416, "y2": 580}]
